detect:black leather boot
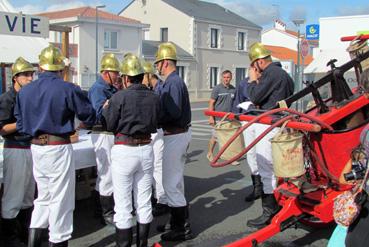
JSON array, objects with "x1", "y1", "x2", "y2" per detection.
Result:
[
  {"x1": 1, "y1": 218, "x2": 26, "y2": 247},
  {"x1": 157, "y1": 205, "x2": 191, "y2": 233},
  {"x1": 136, "y1": 223, "x2": 150, "y2": 247},
  {"x1": 160, "y1": 206, "x2": 192, "y2": 241},
  {"x1": 17, "y1": 207, "x2": 33, "y2": 244},
  {"x1": 115, "y1": 227, "x2": 133, "y2": 247},
  {"x1": 247, "y1": 194, "x2": 280, "y2": 229},
  {"x1": 100, "y1": 195, "x2": 115, "y2": 226},
  {"x1": 244, "y1": 175, "x2": 263, "y2": 202},
  {"x1": 28, "y1": 228, "x2": 44, "y2": 247},
  {"x1": 92, "y1": 190, "x2": 102, "y2": 218},
  {"x1": 48, "y1": 241, "x2": 68, "y2": 246},
  {"x1": 152, "y1": 203, "x2": 170, "y2": 217}
]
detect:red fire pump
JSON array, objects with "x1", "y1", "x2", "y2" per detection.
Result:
[{"x1": 203, "y1": 35, "x2": 369, "y2": 246}]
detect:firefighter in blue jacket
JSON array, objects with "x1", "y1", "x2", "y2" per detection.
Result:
[
  {"x1": 88, "y1": 53, "x2": 120, "y2": 226},
  {"x1": 154, "y1": 42, "x2": 192, "y2": 241},
  {"x1": 15, "y1": 45, "x2": 96, "y2": 246},
  {"x1": 0, "y1": 57, "x2": 35, "y2": 246}
]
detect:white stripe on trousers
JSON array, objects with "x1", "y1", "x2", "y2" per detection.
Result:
[
  {"x1": 2, "y1": 148, "x2": 35, "y2": 218},
  {"x1": 162, "y1": 129, "x2": 191, "y2": 207},
  {"x1": 111, "y1": 144, "x2": 154, "y2": 229},
  {"x1": 151, "y1": 128, "x2": 168, "y2": 204},
  {"x1": 30, "y1": 144, "x2": 75, "y2": 243},
  {"x1": 242, "y1": 121, "x2": 258, "y2": 175},
  {"x1": 91, "y1": 133, "x2": 115, "y2": 196}
]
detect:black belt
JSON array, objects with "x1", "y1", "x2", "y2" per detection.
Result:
[
  {"x1": 4, "y1": 138, "x2": 31, "y2": 148},
  {"x1": 162, "y1": 126, "x2": 189, "y2": 136},
  {"x1": 91, "y1": 125, "x2": 113, "y2": 134}
]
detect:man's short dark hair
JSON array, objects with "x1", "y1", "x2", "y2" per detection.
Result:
[
  {"x1": 128, "y1": 74, "x2": 144, "y2": 84},
  {"x1": 222, "y1": 70, "x2": 232, "y2": 76}
]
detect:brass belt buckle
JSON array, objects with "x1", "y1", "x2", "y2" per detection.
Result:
[{"x1": 39, "y1": 134, "x2": 48, "y2": 145}]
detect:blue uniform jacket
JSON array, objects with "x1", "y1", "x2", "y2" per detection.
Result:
[
  {"x1": 88, "y1": 76, "x2": 117, "y2": 123},
  {"x1": 15, "y1": 72, "x2": 96, "y2": 137},
  {"x1": 232, "y1": 77, "x2": 251, "y2": 113},
  {"x1": 158, "y1": 71, "x2": 191, "y2": 129}
]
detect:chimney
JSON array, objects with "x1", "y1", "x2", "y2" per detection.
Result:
[{"x1": 274, "y1": 19, "x2": 286, "y2": 31}]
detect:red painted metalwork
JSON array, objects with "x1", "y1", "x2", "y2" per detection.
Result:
[
  {"x1": 340, "y1": 34, "x2": 369, "y2": 42},
  {"x1": 152, "y1": 35, "x2": 369, "y2": 247}
]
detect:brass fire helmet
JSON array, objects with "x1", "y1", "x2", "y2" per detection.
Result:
[
  {"x1": 11, "y1": 57, "x2": 35, "y2": 78},
  {"x1": 142, "y1": 60, "x2": 155, "y2": 74},
  {"x1": 100, "y1": 53, "x2": 120, "y2": 73},
  {"x1": 120, "y1": 55, "x2": 144, "y2": 76},
  {"x1": 248, "y1": 42, "x2": 271, "y2": 65},
  {"x1": 39, "y1": 44, "x2": 65, "y2": 71},
  {"x1": 155, "y1": 42, "x2": 177, "y2": 64}
]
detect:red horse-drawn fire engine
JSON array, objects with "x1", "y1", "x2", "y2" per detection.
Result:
[{"x1": 203, "y1": 35, "x2": 369, "y2": 246}]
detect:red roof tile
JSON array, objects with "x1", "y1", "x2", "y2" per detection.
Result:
[
  {"x1": 265, "y1": 45, "x2": 313, "y2": 66},
  {"x1": 38, "y1": 6, "x2": 140, "y2": 24},
  {"x1": 285, "y1": 29, "x2": 298, "y2": 37}
]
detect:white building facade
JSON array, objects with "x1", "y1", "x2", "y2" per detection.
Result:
[
  {"x1": 120, "y1": 0, "x2": 262, "y2": 100},
  {"x1": 40, "y1": 7, "x2": 147, "y2": 89}
]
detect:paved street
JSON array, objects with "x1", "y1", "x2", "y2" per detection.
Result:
[{"x1": 68, "y1": 101, "x2": 333, "y2": 247}]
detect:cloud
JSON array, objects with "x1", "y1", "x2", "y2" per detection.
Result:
[
  {"x1": 289, "y1": 5, "x2": 307, "y2": 22},
  {"x1": 14, "y1": 1, "x2": 103, "y2": 14},
  {"x1": 206, "y1": 0, "x2": 279, "y2": 26},
  {"x1": 13, "y1": 4, "x2": 43, "y2": 14},
  {"x1": 336, "y1": 5, "x2": 369, "y2": 16}
]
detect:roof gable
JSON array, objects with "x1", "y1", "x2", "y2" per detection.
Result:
[
  {"x1": 162, "y1": 0, "x2": 261, "y2": 29},
  {"x1": 265, "y1": 45, "x2": 313, "y2": 66},
  {"x1": 39, "y1": 6, "x2": 140, "y2": 24}
]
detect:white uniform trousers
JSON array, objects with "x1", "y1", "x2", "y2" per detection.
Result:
[
  {"x1": 111, "y1": 144, "x2": 154, "y2": 229},
  {"x1": 2, "y1": 147, "x2": 35, "y2": 219},
  {"x1": 242, "y1": 121, "x2": 258, "y2": 175},
  {"x1": 30, "y1": 144, "x2": 75, "y2": 243},
  {"x1": 248, "y1": 123, "x2": 279, "y2": 194},
  {"x1": 151, "y1": 128, "x2": 168, "y2": 204},
  {"x1": 91, "y1": 133, "x2": 115, "y2": 196},
  {"x1": 162, "y1": 129, "x2": 191, "y2": 207}
]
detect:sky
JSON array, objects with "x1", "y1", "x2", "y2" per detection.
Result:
[{"x1": 8, "y1": 0, "x2": 369, "y2": 31}]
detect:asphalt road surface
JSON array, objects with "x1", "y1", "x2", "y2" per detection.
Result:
[{"x1": 1, "y1": 101, "x2": 335, "y2": 246}]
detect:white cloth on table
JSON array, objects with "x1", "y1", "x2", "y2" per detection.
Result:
[
  {"x1": 0, "y1": 131, "x2": 97, "y2": 180},
  {"x1": 72, "y1": 130, "x2": 97, "y2": 170}
]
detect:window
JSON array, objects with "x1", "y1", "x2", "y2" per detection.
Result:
[
  {"x1": 210, "y1": 28, "x2": 218, "y2": 48},
  {"x1": 160, "y1": 28, "x2": 168, "y2": 42},
  {"x1": 238, "y1": 32, "x2": 245, "y2": 50},
  {"x1": 104, "y1": 31, "x2": 118, "y2": 49},
  {"x1": 210, "y1": 67, "x2": 219, "y2": 88},
  {"x1": 235, "y1": 68, "x2": 246, "y2": 87},
  {"x1": 176, "y1": 66, "x2": 185, "y2": 79}
]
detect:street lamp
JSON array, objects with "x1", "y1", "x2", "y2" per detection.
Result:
[
  {"x1": 96, "y1": 5, "x2": 106, "y2": 80},
  {"x1": 292, "y1": 18, "x2": 305, "y2": 92},
  {"x1": 292, "y1": 18, "x2": 305, "y2": 111}
]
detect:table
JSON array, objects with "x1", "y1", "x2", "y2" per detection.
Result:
[{"x1": 0, "y1": 130, "x2": 97, "y2": 185}]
